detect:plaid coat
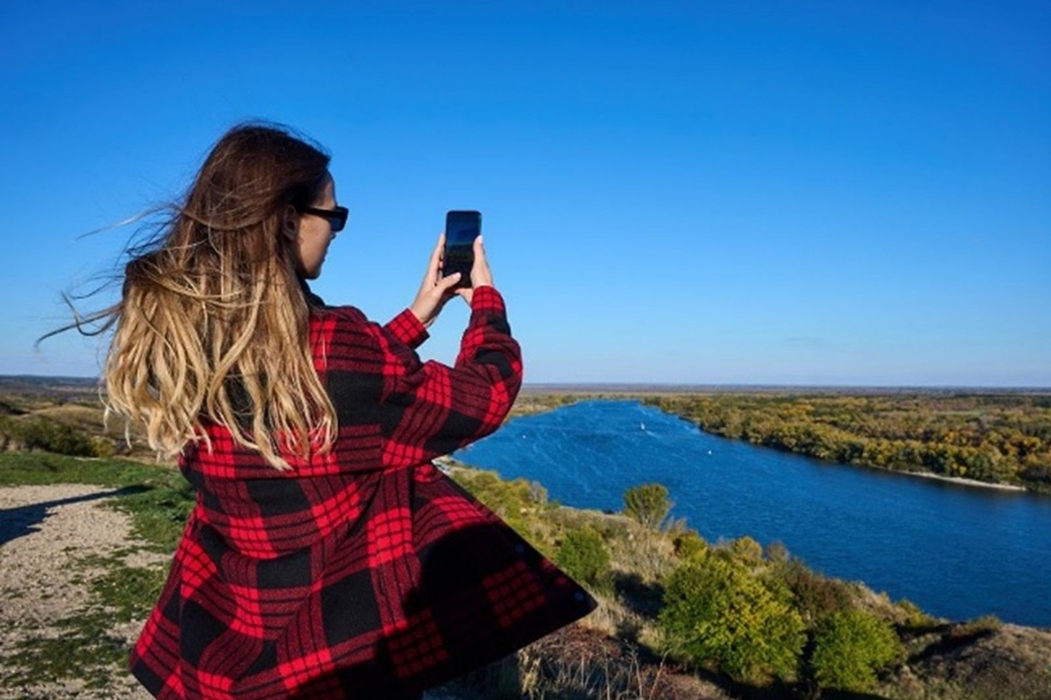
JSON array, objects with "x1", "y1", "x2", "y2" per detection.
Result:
[{"x1": 130, "y1": 286, "x2": 596, "y2": 699}]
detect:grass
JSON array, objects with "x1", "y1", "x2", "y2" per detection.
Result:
[{"x1": 0, "y1": 451, "x2": 193, "y2": 550}]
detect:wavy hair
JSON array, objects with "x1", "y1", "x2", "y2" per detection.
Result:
[{"x1": 58, "y1": 123, "x2": 338, "y2": 469}]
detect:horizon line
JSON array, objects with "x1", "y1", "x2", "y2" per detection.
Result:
[
  {"x1": 521, "y1": 382, "x2": 1051, "y2": 393},
  {"x1": 2, "y1": 374, "x2": 1049, "y2": 393}
]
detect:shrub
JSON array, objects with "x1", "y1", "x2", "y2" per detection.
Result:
[
  {"x1": 780, "y1": 560, "x2": 854, "y2": 626},
  {"x1": 623, "y1": 483, "x2": 672, "y2": 530},
  {"x1": 810, "y1": 610, "x2": 903, "y2": 693},
  {"x1": 0, "y1": 416, "x2": 99, "y2": 457},
  {"x1": 765, "y1": 541, "x2": 790, "y2": 564},
  {"x1": 90, "y1": 436, "x2": 116, "y2": 458},
  {"x1": 896, "y1": 598, "x2": 936, "y2": 628},
  {"x1": 952, "y1": 614, "x2": 1002, "y2": 638},
  {"x1": 452, "y1": 469, "x2": 540, "y2": 530},
  {"x1": 730, "y1": 535, "x2": 763, "y2": 564},
  {"x1": 556, "y1": 526, "x2": 610, "y2": 588},
  {"x1": 659, "y1": 553, "x2": 805, "y2": 684},
  {"x1": 672, "y1": 530, "x2": 707, "y2": 561}
]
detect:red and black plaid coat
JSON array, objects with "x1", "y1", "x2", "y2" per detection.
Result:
[{"x1": 130, "y1": 286, "x2": 596, "y2": 699}]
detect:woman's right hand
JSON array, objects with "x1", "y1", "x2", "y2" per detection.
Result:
[
  {"x1": 409, "y1": 234, "x2": 463, "y2": 328},
  {"x1": 456, "y1": 235, "x2": 493, "y2": 305}
]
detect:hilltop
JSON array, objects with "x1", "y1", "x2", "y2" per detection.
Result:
[{"x1": 0, "y1": 381, "x2": 1049, "y2": 698}]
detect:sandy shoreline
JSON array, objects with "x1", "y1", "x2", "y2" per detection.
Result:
[{"x1": 893, "y1": 469, "x2": 1029, "y2": 493}]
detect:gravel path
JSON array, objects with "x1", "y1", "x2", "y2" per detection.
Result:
[{"x1": 0, "y1": 484, "x2": 155, "y2": 699}]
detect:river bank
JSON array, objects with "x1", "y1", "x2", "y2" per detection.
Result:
[
  {"x1": 897, "y1": 469, "x2": 1029, "y2": 492},
  {"x1": 457, "y1": 399, "x2": 1051, "y2": 627}
]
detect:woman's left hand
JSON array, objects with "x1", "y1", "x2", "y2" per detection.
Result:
[{"x1": 409, "y1": 233, "x2": 462, "y2": 328}]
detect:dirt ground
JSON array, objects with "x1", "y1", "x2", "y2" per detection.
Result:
[{"x1": 0, "y1": 484, "x2": 156, "y2": 699}]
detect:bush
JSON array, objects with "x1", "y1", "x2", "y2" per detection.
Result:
[
  {"x1": 810, "y1": 610, "x2": 903, "y2": 693},
  {"x1": 451, "y1": 468, "x2": 542, "y2": 533},
  {"x1": 765, "y1": 541, "x2": 790, "y2": 564},
  {"x1": 672, "y1": 530, "x2": 707, "y2": 561},
  {"x1": 896, "y1": 598, "x2": 936, "y2": 628},
  {"x1": 556, "y1": 526, "x2": 610, "y2": 588},
  {"x1": 659, "y1": 553, "x2": 805, "y2": 685},
  {"x1": 623, "y1": 483, "x2": 672, "y2": 530},
  {"x1": 730, "y1": 536, "x2": 764, "y2": 564},
  {"x1": 0, "y1": 416, "x2": 100, "y2": 457},
  {"x1": 780, "y1": 560, "x2": 854, "y2": 626},
  {"x1": 952, "y1": 614, "x2": 1002, "y2": 638}
]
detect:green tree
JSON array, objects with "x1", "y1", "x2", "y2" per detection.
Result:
[
  {"x1": 623, "y1": 482, "x2": 672, "y2": 530},
  {"x1": 810, "y1": 610, "x2": 903, "y2": 693},
  {"x1": 659, "y1": 553, "x2": 805, "y2": 684}
]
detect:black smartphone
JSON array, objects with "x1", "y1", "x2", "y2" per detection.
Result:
[{"x1": 442, "y1": 210, "x2": 482, "y2": 288}]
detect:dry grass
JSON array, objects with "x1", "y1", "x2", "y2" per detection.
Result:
[
  {"x1": 516, "y1": 625, "x2": 732, "y2": 700},
  {"x1": 34, "y1": 404, "x2": 107, "y2": 432},
  {"x1": 880, "y1": 620, "x2": 1051, "y2": 700}
]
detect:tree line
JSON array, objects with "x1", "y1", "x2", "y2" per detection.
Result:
[{"x1": 642, "y1": 393, "x2": 1051, "y2": 492}]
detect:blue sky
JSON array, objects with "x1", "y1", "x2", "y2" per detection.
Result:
[{"x1": 1, "y1": 1, "x2": 1048, "y2": 386}]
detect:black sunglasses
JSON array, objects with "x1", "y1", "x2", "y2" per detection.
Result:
[{"x1": 300, "y1": 205, "x2": 349, "y2": 233}]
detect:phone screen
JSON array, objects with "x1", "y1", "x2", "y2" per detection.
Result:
[{"x1": 443, "y1": 210, "x2": 481, "y2": 287}]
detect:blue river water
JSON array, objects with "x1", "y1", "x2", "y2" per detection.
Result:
[{"x1": 453, "y1": 400, "x2": 1051, "y2": 628}]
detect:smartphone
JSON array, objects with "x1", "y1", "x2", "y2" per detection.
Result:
[{"x1": 442, "y1": 210, "x2": 482, "y2": 288}]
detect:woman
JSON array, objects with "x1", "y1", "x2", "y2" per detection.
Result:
[{"x1": 97, "y1": 123, "x2": 594, "y2": 698}]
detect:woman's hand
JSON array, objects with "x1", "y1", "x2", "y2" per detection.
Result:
[
  {"x1": 409, "y1": 234, "x2": 463, "y2": 328},
  {"x1": 455, "y1": 235, "x2": 494, "y2": 306}
]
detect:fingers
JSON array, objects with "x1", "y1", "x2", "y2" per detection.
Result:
[
  {"x1": 430, "y1": 233, "x2": 445, "y2": 269},
  {"x1": 470, "y1": 235, "x2": 493, "y2": 288}
]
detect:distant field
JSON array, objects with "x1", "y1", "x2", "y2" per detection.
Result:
[
  {"x1": 519, "y1": 382, "x2": 1051, "y2": 395},
  {"x1": 5, "y1": 376, "x2": 1049, "y2": 491}
]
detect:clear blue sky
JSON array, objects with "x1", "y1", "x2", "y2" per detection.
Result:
[{"x1": 2, "y1": 0, "x2": 1048, "y2": 386}]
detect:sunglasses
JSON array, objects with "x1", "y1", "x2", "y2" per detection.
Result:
[{"x1": 300, "y1": 205, "x2": 349, "y2": 233}]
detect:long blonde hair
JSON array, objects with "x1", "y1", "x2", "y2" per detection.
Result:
[{"x1": 66, "y1": 123, "x2": 338, "y2": 469}]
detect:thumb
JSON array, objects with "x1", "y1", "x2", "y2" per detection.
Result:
[{"x1": 435, "y1": 271, "x2": 462, "y2": 294}]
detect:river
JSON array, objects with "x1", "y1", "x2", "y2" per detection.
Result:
[{"x1": 452, "y1": 399, "x2": 1051, "y2": 628}]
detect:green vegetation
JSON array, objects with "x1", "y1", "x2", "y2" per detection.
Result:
[
  {"x1": 447, "y1": 466, "x2": 549, "y2": 547},
  {"x1": 0, "y1": 414, "x2": 111, "y2": 457},
  {"x1": 810, "y1": 610, "x2": 904, "y2": 692},
  {"x1": 450, "y1": 468, "x2": 1051, "y2": 697},
  {"x1": 645, "y1": 393, "x2": 1051, "y2": 492},
  {"x1": 622, "y1": 482, "x2": 673, "y2": 530},
  {"x1": 781, "y1": 560, "x2": 856, "y2": 627},
  {"x1": 660, "y1": 552, "x2": 806, "y2": 684},
  {"x1": 555, "y1": 526, "x2": 611, "y2": 589}
]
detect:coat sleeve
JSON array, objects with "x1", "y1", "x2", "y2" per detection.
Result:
[{"x1": 374, "y1": 285, "x2": 523, "y2": 469}]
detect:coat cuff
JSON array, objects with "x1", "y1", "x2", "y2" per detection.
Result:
[
  {"x1": 470, "y1": 285, "x2": 505, "y2": 315},
  {"x1": 386, "y1": 309, "x2": 429, "y2": 349}
]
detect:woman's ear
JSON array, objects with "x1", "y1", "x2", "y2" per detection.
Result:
[{"x1": 281, "y1": 205, "x2": 299, "y2": 242}]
